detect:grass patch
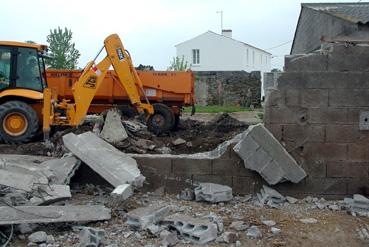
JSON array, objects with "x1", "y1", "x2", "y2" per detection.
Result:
[{"x1": 184, "y1": 105, "x2": 251, "y2": 113}]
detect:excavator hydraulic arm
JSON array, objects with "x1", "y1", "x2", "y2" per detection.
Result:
[{"x1": 43, "y1": 34, "x2": 154, "y2": 135}]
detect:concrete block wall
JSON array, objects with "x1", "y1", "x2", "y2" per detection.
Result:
[{"x1": 264, "y1": 43, "x2": 369, "y2": 197}]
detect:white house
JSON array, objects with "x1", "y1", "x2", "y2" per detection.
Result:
[{"x1": 175, "y1": 30, "x2": 272, "y2": 73}]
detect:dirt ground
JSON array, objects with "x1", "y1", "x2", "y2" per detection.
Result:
[
  {"x1": 0, "y1": 113, "x2": 249, "y2": 156},
  {"x1": 6, "y1": 189, "x2": 369, "y2": 247}
]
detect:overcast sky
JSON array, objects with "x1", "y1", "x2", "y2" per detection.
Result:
[{"x1": 1, "y1": 0, "x2": 361, "y2": 70}]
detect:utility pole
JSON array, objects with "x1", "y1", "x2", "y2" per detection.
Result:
[{"x1": 216, "y1": 10, "x2": 223, "y2": 33}]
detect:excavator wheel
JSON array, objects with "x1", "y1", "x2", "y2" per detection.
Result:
[
  {"x1": 0, "y1": 101, "x2": 39, "y2": 144},
  {"x1": 147, "y1": 103, "x2": 175, "y2": 134}
]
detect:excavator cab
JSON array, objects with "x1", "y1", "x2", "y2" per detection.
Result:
[{"x1": 0, "y1": 45, "x2": 46, "y2": 92}]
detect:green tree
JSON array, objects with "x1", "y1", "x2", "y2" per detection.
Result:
[
  {"x1": 46, "y1": 27, "x2": 81, "y2": 69},
  {"x1": 167, "y1": 56, "x2": 189, "y2": 71}
]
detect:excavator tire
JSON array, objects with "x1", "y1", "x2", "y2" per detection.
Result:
[
  {"x1": 0, "y1": 101, "x2": 39, "y2": 144},
  {"x1": 147, "y1": 103, "x2": 175, "y2": 134}
]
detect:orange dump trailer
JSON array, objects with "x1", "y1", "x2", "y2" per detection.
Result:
[{"x1": 46, "y1": 70, "x2": 195, "y2": 118}]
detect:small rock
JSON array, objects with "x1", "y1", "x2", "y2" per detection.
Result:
[
  {"x1": 178, "y1": 188, "x2": 195, "y2": 201},
  {"x1": 328, "y1": 204, "x2": 340, "y2": 211},
  {"x1": 230, "y1": 221, "x2": 249, "y2": 231},
  {"x1": 262, "y1": 220, "x2": 276, "y2": 227},
  {"x1": 300, "y1": 218, "x2": 318, "y2": 224},
  {"x1": 156, "y1": 146, "x2": 172, "y2": 154},
  {"x1": 46, "y1": 235, "x2": 55, "y2": 244},
  {"x1": 236, "y1": 240, "x2": 242, "y2": 247},
  {"x1": 28, "y1": 231, "x2": 47, "y2": 243},
  {"x1": 160, "y1": 230, "x2": 178, "y2": 247},
  {"x1": 286, "y1": 196, "x2": 298, "y2": 204},
  {"x1": 271, "y1": 227, "x2": 281, "y2": 235},
  {"x1": 186, "y1": 141, "x2": 193, "y2": 147},
  {"x1": 224, "y1": 231, "x2": 238, "y2": 243},
  {"x1": 246, "y1": 225, "x2": 262, "y2": 239},
  {"x1": 78, "y1": 227, "x2": 105, "y2": 247},
  {"x1": 172, "y1": 138, "x2": 186, "y2": 146}
]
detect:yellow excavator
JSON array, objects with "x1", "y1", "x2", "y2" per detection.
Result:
[{"x1": 0, "y1": 34, "x2": 163, "y2": 143}]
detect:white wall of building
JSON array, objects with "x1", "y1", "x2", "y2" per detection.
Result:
[{"x1": 176, "y1": 31, "x2": 271, "y2": 74}]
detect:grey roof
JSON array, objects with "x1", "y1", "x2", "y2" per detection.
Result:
[{"x1": 302, "y1": 2, "x2": 369, "y2": 24}]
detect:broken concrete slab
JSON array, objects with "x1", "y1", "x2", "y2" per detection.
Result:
[
  {"x1": 63, "y1": 132, "x2": 145, "y2": 188},
  {"x1": 31, "y1": 184, "x2": 71, "y2": 205},
  {"x1": 233, "y1": 123, "x2": 306, "y2": 185},
  {"x1": 162, "y1": 214, "x2": 218, "y2": 244},
  {"x1": 0, "y1": 169, "x2": 37, "y2": 192},
  {"x1": 257, "y1": 185, "x2": 286, "y2": 208},
  {"x1": 111, "y1": 184, "x2": 133, "y2": 201},
  {"x1": 100, "y1": 109, "x2": 128, "y2": 143},
  {"x1": 194, "y1": 183, "x2": 233, "y2": 203},
  {"x1": 126, "y1": 204, "x2": 171, "y2": 230},
  {"x1": 346, "y1": 194, "x2": 369, "y2": 217},
  {"x1": 0, "y1": 205, "x2": 111, "y2": 225},
  {"x1": 39, "y1": 155, "x2": 80, "y2": 185}
]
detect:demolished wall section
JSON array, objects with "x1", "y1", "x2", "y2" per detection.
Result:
[{"x1": 264, "y1": 43, "x2": 369, "y2": 197}]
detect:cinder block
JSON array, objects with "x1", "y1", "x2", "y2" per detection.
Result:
[
  {"x1": 194, "y1": 183, "x2": 233, "y2": 203},
  {"x1": 264, "y1": 124, "x2": 283, "y2": 141},
  {"x1": 329, "y1": 89, "x2": 369, "y2": 107},
  {"x1": 282, "y1": 124, "x2": 325, "y2": 143},
  {"x1": 303, "y1": 72, "x2": 369, "y2": 89},
  {"x1": 285, "y1": 53, "x2": 328, "y2": 72},
  {"x1": 301, "y1": 89, "x2": 328, "y2": 108},
  {"x1": 172, "y1": 158, "x2": 212, "y2": 175},
  {"x1": 327, "y1": 161, "x2": 369, "y2": 178},
  {"x1": 211, "y1": 159, "x2": 253, "y2": 177},
  {"x1": 232, "y1": 176, "x2": 261, "y2": 195},
  {"x1": 347, "y1": 107, "x2": 369, "y2": 124},
  {"x1": 193, "y1": 175, "x2": 233, "y2": 187},
  {"x1": 264, "y1": 89, "x2": 284, "y2": 108},
  {"x1": 135, "y1": 157, "x2": 172, "y2": 175},
  {"x1": 326, "y1": 124, "x2": 359, "y2": 143},
  {"x1": 328, "y1": 53, "x2": 369, "y2": 72},
  {"x1": 348, "y1": 143, "x2": 369, "y2": 161},
  {"x1": 301, "y1": 159, "x2": 327, "y2": 178},
  {"x1": 284, "y1": 89, "x2": 300, "y2": 106},
  {"x1": 264, "y1": 106, "x2": 309, "y2": 124},
  {"x1": 309, "y1": 108, "x2": 348, "y2": 124},
  {"x1": 275, "y1": 72, "x2": 305, "y2": 90},
  {"x1": 304, "y1": 178, "x2": 347, "y2": 195},
  {"x1": 126, "y1": 204, "x2": 171, "y2": 229},
  {"x1": 347, "y1": 178, "x2": 369, "y2": 195},
  {"x1": 303, "y1": 143, "x2": 347, "y2": 161}
]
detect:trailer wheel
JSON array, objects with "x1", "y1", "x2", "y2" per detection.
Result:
[
  {"x1": 147, "y1": 103, "x2": 174, "y2": 134},
  {"x1": 0, "y1": 101, "x2": 39, "y2": 144}
]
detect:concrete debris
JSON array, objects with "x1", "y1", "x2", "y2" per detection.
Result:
[
  {"x1": 221, "y1": 231, "x2": 238, "y2": 243},
  {"x1": 28, "y1": 231, "x2": 47, "y2": 243},
  {"x1": 100, "y1": 108, "x2": 128, "y2": 143},
  {"x1": 123, "y1": 120, "x2": 146, "y2": 133},
  {"x1": 132, "y1": 139, "x2": 156, "y2": 151},
  {"x1": 205, "y1": 212, "x2": 224, "y2": 233},
  {"x1": 262, "y1": 220, "x2": 276, "y2": 227},
  {"x1": 172, "y1": 138, "x2": 186, "y2": 146},
  {"x1": 160, "y1": 230, "x2": 178, "y2": 247},
  {"x1": 46, "y1": 234, "x2": 55, "y2": 244},
  {"x1": 78, "y1": 227, "x2": 105, "y2": 247},
  {"x1": 177, "y1": 188, "x2": 195, "y2": 201},
  {"x1": 286, "y1": 196, "x2": 298, "y2": 204},
  {"x1": 111, "y1": 184, "x2": 133, "y2": 201},
  {"x1": 194, "y1": 183, "x2": 233, "y2": 203},
  {"x1": 271, "y1": 227, "x2": 281, "y2": 235},
  {"x1": 233, "y1": 123, "x2": 306, "y2": 185},
  {"x1": 126, "y1": 204, "x2": 171, "y2": 230},
  {"x1": 63, "y1": 132, "x2": 145, "y2": 188},
  {"x1": 0, "y1": 169, "x2": 37, "y2": 192},
  {"x1": 257, "y1": 185, "x2": 286, "y2": 208},
  {"x1": 1, "y1": 192, "x2": 29, "y2": 206},
  {"x1": 300, "y1": 218, "x2": 318, "y2": 224},
  {"x1": 0, "y1": 205, "x2": 111, "y2": 225},
  {"x1": 156, "y1": 146, "x2": 172, "y2": 154},
  {"x1": 230, "y1": 221, "x2": 249, "y2": 231},
  {"x1": 356, "y1": 224, "x2": 369, "y2": 242},
  {"x1": 18, "y1": 223, "x2": 37, "y2": 234},
  {"x1": 163, "y1": 214, "x2": 218, "y2": 244},
  {"x1": 40, "y1": 155, "x2": 80, "y2": 185},
  {"x1": 246, "y1": 225, "x2": 262, "y2": 239},
  {"x1": 31, "y1": 184, "x2": 71, "y2": 205},
  {"x1": 345, "y1": 194, "x2": 369, "y2": 217}
]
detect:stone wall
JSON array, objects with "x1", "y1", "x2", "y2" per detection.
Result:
[
  {"x1": 194, "y1": 71, "x2": 261, "y2": 106},
  {"x1": 264, "y1": 43, "x2": 369, "y2": 197}
]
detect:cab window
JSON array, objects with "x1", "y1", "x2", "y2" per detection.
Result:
[
  {"x1": 16, "y1": 48, "x2": 43, "y2": 91},
  {"x1": 0, "y1": 48, "x2": 11, "y2": 90}
]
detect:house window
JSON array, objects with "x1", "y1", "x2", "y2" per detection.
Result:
[
  {"x1": 192, "y1": 49, "x2": 200, "y2": 65},
  {"x1": 246, "y1": 49, "x2": 249, "y2": 65}
]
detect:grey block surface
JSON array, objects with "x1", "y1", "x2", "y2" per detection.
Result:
[
  {"x1": 194, "y1": 183, "x2": 233, "y2": 203},
  {"x1": 126, "y1": 204, "x2": 171, "y2": 229},
  {"x1": 233, "y1": 123, "x2": 306, "y2": 185},
  {"x1": 0, "y1": 169, "x2": 36, "y2": 192},
  {"x1": 31, "y1": 184, "x2": 71, "y2": 205},
  {"x1": 0, "y1": 205, "x2": 111, "y2": 225},
  {"x1": 40, "y1": 156, "x2": 80, "y2": 185},
  {"x1": 63, "y1": 132, "x2": 145, "y2": 188},
  {"x1": 100, "y1": 109, "x2": 128, "y2": 143}
]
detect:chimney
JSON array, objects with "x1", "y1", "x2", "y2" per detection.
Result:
[{"x1": 222, "y1": 29, "x2": 232, "y2": 38}]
